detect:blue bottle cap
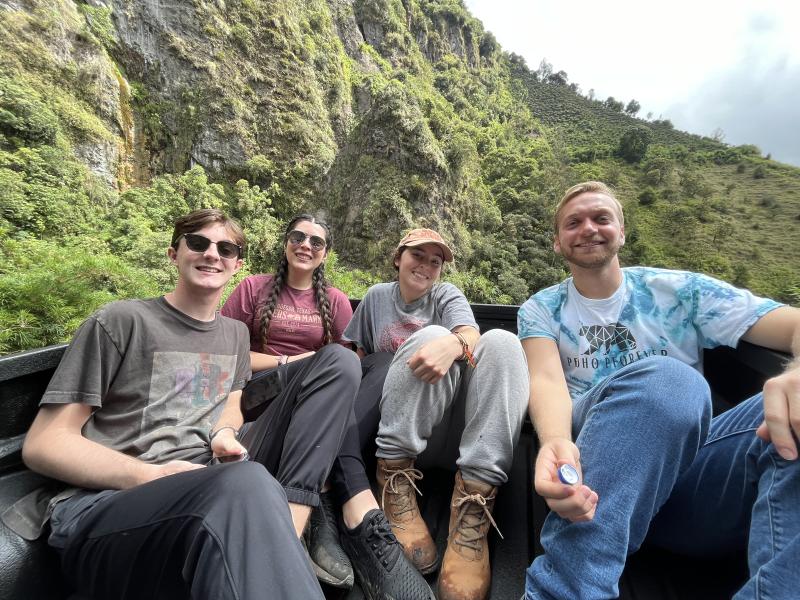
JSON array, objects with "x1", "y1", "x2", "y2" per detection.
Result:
[{"x1": 557, "y1": 464, "x2": 579, "y2": 485}]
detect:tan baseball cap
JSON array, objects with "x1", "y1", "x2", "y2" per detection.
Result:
[{"x1": 396, "y1": 228, "x2": 454, "y2": 262}]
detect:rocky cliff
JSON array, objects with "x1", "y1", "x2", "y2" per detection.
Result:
[{"x1": 2, "y1": 0, "x2": 798, "y2": 354}]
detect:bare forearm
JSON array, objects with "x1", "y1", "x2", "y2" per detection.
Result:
[
  {"x1": 23, "y1": 431, "x2": 156, "y2": 490},
  {"x1": 212, "y1": 391, "x2": 245, "y2": 434},
  {"x1": 453, "y1": 325, "x2": 480, "y2": 351},
  {"x1": 250, "y1": 350, "x2": 315, "y2": 372},
  {"x1": 250, "y1": 351, "x2": 280, "y2": 372},
  {"x1": 529, "y1": 378, "x2": 574, "y2": 443}
]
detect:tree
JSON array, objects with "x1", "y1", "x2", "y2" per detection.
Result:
[
  {"x1": 711, "y1": 127, "x2": 725, "y2": 142},
  {"x1": 604, "y1": 96, "x2": 624, "y2": 112},
  {"x1": 587, "y1": 88, "x2": 595, "y2": 101},
  {"x1": 624, "y1": 99, "x2": 641, "y2": 117},
  {"x1": 618, "y1": 125, "x2": 652, "y2": 163},
  {"x1": 547, "y1": 70, "x2": 568, "y2": 85},
  {"x1": 537, "y1": 58, "x2": 553, "y2": 81}
]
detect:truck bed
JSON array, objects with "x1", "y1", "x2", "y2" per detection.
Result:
[{"x1": 0, "y1": 304, "x2": 785, "y2": 600}]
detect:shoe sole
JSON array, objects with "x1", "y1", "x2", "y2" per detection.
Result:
[
  {"x1": 311, "y1": 561, "x2": 354, "y2": 589},
  {"x1": 407, "y1": 551, "x2": 439, "y2": 576}
]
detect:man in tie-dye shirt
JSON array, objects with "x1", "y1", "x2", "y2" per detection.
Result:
[{"x1": 518, "y1": 181, "x2": 800, "y2": 600}]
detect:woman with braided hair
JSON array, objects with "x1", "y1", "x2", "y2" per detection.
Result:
[
  {"x1": 226, "y1": 214, "x2": 347, "y2": 366},
  {"x1": 222, "y1": 216, "x2": 434, "y2": 600}
]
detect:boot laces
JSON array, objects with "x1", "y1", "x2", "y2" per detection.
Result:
[
  {"x1": 450, "y1": 491, "x2": 503, "y2": 552},
  {"x1": 381, "y1": 465, "x2": 424, "y2": 524},
  {"x1": 365, "y1": 513, "x2": 400, "y2": 565}
]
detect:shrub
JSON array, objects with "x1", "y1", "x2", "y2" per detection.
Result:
[
  {"x1": 618, "y1": 126, "x2": 652, "y2": 163},
  {"x1": 638, "y1": 188, "x2": 657, "y2": 206},
  {"x1": 0, "y1": 236, "x2": 161, "y2": 353}
]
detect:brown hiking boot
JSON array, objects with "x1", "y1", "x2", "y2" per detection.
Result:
[
  {"x1": 437, "y1": 471, "x2": 502, "y2": 600},
  {"x1": 376, "y1": 457, "x2": 438, "y2": 574}
]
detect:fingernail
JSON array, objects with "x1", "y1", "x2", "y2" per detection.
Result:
[{"x1": 778, "y1": 447, "x2": 797, "y2": 460}]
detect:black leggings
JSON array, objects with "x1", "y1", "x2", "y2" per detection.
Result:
[
  {"x1": 240, "y1": 343, "x2": 361, "y2": 507},
  {"x1": 329, "y1": 352, "x2": 394, "y2": 505}
]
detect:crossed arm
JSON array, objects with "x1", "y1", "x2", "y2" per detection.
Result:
[{"x1": 406, "y1": 325, "x2": 480, "y2": 384}]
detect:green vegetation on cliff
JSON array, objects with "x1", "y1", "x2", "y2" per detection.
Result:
[{"x1": 1, "y1": 0, "x2": 798, "y2": 353}]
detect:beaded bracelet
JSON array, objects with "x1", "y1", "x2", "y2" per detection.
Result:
[
  {"x1": 209, "y1": 425, "x2": 239, "y2": 443},
  {"x1": 453, "y1": 331, "x2": 476, "y2": 368}
]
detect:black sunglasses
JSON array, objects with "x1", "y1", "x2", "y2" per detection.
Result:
[
  {"x1": 180, "y1": 233, "x2": 242, "y2": 259},
  {"x1": 286, "y1": 230, "x2": 327, "y2": 252}
]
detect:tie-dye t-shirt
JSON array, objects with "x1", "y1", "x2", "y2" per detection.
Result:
[{"x1": 517, "y1": 267, "x2": 781, "y2": 400}]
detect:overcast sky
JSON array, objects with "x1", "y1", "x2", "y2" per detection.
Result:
[{"x1": 463, "y1": 0, "x2": 800, "y2": 166}]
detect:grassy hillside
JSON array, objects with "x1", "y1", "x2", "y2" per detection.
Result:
[
  {"x1": 1, "y1": 0, "x2": 798, "y2": 354},
  {"x1": 509, "y1": 61, "x2": 800, "y2": 304}
]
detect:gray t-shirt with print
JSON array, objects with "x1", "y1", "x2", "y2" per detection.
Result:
[
  {"x1": 42, "y1": 297, "x2": 251, "y2": 463},
  {"x1": 2, "y1": 297, "x2": 251, "y2": 541},
  {"x1": 344, "y1": 282, "x2": 478, "y2": 354}
]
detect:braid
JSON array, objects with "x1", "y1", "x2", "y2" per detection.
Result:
[
  {"x1": 259, "y1": 256, "x2": 288, "y2": 351},
  {"x1": 313, "y1": 263, "x2": 334, "y2": 346}
]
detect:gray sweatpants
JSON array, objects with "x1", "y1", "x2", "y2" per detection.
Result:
[{"x1": 375, "y1": 325, "x2": 529, "y2": 486}]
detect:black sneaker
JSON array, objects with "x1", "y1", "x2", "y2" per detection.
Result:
[
  {"x1": 305, "y1": 492, "x2": 354, "y2": 588},
  {"x1": 340, "y1": 509, "x2": 435, "y2": 600}
]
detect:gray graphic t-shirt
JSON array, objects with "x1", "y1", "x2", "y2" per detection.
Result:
[
  {"x1": 3, "y1": 297, "x2": 251, "y2": 541},
  {"x1": 41, "y1": 297, "x2": 251, "y2": 463},
  {"x1": 517, "y1": 267, "x2": 781, "y2": 400},
  {"x1": 344, "y1": 282, "x2": 478, "y2": 354}
]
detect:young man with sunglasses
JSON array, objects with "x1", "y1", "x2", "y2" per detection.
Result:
[
  {"x1": 6, "y1": 209, "x2": 325, "y2": 599},
  {"x1": 518, "y1": 182, "x2": 800, "y2": 599}
]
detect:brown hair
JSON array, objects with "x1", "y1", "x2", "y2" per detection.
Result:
[
  {"x1": 258, "y1": 215, "x2": 334, "y2": 349},
  {"x1": 171, "y1": 209, "x2": 246, "y2": 255},
  {"x1": 553, "y1": 181, "x2": 624, "y2": 233}
]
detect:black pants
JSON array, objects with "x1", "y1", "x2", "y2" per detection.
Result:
[
  {"x1": 51, "y1": 344, "x2": 360, "y2": 599},
  {"x1": 52, "y1": 463, "x2": 324, "y2": 600},
  {"x1": 240, "y1": 343, "x2": 361, "y2": 506},
  {"x1": 329, "y1": 352, "x2": 394, "y2": 505}
]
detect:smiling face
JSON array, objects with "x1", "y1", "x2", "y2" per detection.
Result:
[
  {"x1": 284, "y1": 219, "x2": 328, "y2": 279},
  {"x1": 395, "y1": 243, "x2": 444, "y2": 302},
  {"x1": 168, "y1": 222, "x2": 243, "y2": 293},
  {"x1": 554, "y1": 192, "x2": 625, "y2": 270}
]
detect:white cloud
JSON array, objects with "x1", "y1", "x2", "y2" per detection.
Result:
[{"x1": 463, "y1": 0, "x2": 800, "y2": 165}]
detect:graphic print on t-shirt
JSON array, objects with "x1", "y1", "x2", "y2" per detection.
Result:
[
  {"x1": 379, "y1": 318, "x2": 427, "y2": 352},
  {"x1": 579, "y1": 322, "x2": 637, "y2": 355},
  {"x1": 144, "y1": 351, "x2": 237, "y2": 433},
  {"x1": 272, "y1": 302, "x2": 322, "y2": 336}
]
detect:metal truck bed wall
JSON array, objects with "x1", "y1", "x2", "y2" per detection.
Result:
[{"x1": 0, "y1": 304, "x2": 787, "y2": 600}]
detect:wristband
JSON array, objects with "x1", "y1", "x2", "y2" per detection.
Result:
[
  {"x1": 209, "y1": 426, "x2": 239, "y2": 443},
  {"x1": 453, "y1": 331, "x2": 476, "y2": 368},
  {"x1": 278, "y1": 355, "x2": 289, "y2": 366}
]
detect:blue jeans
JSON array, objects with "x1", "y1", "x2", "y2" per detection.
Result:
[{"x1": 525, "y1": 357, "x2": 800, "y2": 600}]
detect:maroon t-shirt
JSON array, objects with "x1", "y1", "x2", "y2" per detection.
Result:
[{"x1": 221, "y1": 274, "x2": 353, "y2": 356}]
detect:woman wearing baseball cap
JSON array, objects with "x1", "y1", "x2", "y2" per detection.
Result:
[{"x1": 343, "y1": 228, "x2": 529, "y2": 600}]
